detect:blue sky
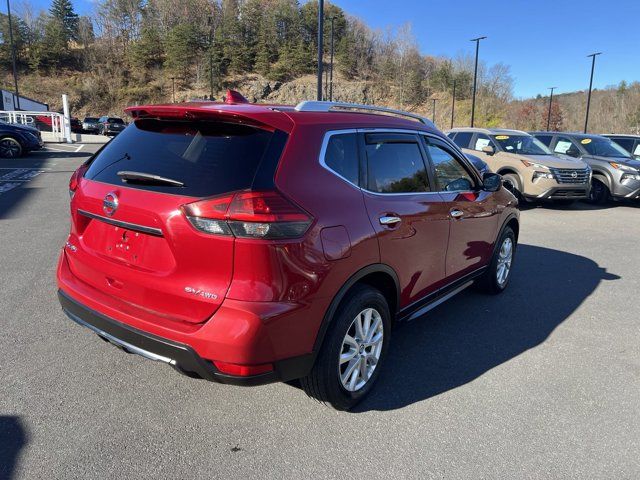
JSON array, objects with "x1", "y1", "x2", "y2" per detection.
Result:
[{"x1": 13, "y1": 0, "x2": 640, "y2": 98}]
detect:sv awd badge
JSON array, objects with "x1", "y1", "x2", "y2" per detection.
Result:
[{"x1": 184, "y1": 287, "x2": 218, "y2": 300}]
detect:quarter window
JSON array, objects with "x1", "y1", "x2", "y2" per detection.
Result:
[
  {"x1": 323, "y1": 133, "x2": 359, "y2": 185},
  {"x1": 365, "y1": 139, "x2": 429, "y2": 193},
  {"x1": 426, "y1": 143, "x2": 474, "y2": 192}
]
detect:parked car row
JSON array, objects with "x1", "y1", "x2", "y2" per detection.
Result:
[
  {"x1": 81, "y1": 116, "x2": 126, "y2": 136},
  {"x1": 447, "y1": 128, "x2": 640, "y2": 205}
]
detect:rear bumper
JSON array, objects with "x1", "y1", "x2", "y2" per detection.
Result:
[{"x1": 58, "y1": 289, "x2": 313, "y2": 385}]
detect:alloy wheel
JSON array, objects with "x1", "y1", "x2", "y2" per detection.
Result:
[
  {"x1": 0, "y1": 138, "x2": 21, "y2": 158},
  {"x1": 496, "y1": 237, "x2": 513, "y2": 287},
  {"x1": 338, "y1": 307, "x2": 384, "y2": 392}
]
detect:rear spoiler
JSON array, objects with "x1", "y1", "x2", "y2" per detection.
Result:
[{"x1": 124, "y1": 104, "x2": 293, "y2": 133}]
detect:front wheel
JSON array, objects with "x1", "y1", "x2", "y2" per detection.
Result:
[
  {"x1": 587, "y1": 179, "x2": 610, "y2": 205},
  {"x1": 301, "y1": 285, "x2": 391, "y2": 410},
  {"x1": 501, "y1": 173, "x2": 525, "y2": 202},
  {"x1": 475, "y1": 226, "x2": 516, "y2": 294},
  {"x1": 0, "y1": 137, "x2": 23, "y2": 158}
]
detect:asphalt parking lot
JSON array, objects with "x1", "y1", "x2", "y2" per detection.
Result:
[{"x1": 1, "y1": 145, "x2": 639, "y2": 479}]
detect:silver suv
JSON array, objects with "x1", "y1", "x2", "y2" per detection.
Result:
[{"x1": 531, "y1": 132, "x2": 640, "y2": 204}]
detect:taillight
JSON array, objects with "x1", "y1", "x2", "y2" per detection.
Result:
[
  {"x1": 182, "y1": 190, "x2": 312, "y2": 239},
  {"x1": 69, "y1": 164, "x2": 88, "y2": 198}
]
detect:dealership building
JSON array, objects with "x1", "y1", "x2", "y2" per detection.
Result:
[{"x1": 1, "y1": 89, "x2": 49, "y2": 112}]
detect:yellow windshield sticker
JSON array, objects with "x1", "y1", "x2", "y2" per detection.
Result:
[
  {"x1": 495, "y1": 135, "x2": 509, "y2": 140},
  {"x1": 581, "y1": 138, "x2": 592, "y2": 144}
]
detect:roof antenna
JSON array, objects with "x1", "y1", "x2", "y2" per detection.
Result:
[{"x1": 225, "y1": 89, "x2": 249, "y2": 104}]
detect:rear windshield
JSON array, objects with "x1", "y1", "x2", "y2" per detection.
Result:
[
  {"x1": 84, "y1": 117, "x2": 98, "y2": 122},
  {"x1": 84, "y1": 119, "x2": 275, "y2": 197},
  {"x1": 108, "y1": 118, "x2": 124, "y2": 124}
]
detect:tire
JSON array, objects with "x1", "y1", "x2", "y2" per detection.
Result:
[
  {"x1": 0, "y1": 136, "x2": 23, "y2": 158},
  {"x1": 501, "y1": 173, "x2": 524, "y2": 201},
  {"x1": 301, "y1": 285, "x2": 391, "y2": 410},
  {"x1": 475, "y1": 226, "x2": 516, "y2": 295},
  {"x1": 587, "y1": 179, "x2": 610, "y2": 205}
]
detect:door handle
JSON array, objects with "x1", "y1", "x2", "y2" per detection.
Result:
[
  {"x1": 379, "y1": 215, "x2": 401, "y2": 226},
  {"x1": 450, "y1": 209, "x2": 464, "y2": 219}
]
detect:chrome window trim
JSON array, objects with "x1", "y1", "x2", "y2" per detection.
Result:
[{"x1": 318, "y1": 127, "x2": 482, "y2": 197}]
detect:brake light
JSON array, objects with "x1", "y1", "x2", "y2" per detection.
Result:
[
  {"x1": 182, "y1": 190, "x2": 312, "y2": 239},
  {"x1": 69, "y1": 164, "x2": 88, "y2": 198},
  {"x1": 212, "y1": 360, "x2": 273, "y2": 376}
]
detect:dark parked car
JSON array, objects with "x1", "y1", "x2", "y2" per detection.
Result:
[
  {"x1": 58, "y1": 97, "x2": 519, "y2": 410},
  {"x1": 603, "y1": 134, "x2": 640, "y2": 160},
  {"x1": 82, "y1": 117, "x2": 100, "y2": 134},
  {"x1": 97, "y1": 116, "x2": 126, "y2": 136},
  {"x1": 0, "y1": 120, "x2": 44, "y2": 158}
]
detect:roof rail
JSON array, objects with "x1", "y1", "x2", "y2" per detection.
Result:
[{"x1": 294, "y1": 101, "x2": 434, "y2": 126}]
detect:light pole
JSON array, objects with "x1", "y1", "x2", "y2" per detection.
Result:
[
  {"x1": 208, "y1": 16, "x2": 214, "y2": 100},
  {"x1": 450, "y1": 79, "x2": 456, "y2": 129},
  {"x1": 431, "y1": 98, "x2": 437, "y2": 126},
  {"x1": 316, "y1": 0, "x2": 324, "y2": 101},
  {"x1": 6, "y1": 0, "x2": 21, "y2": 109},
  {"x1": 584, "y1": 52, "x2": 601, "y2": 133},
  {"x1": 170, "y1": 77, "x2": 176, "y2": 103},
  {"x1": 329, "y1": 16, "x2": 335, "y2": 102},
  {"x1": 546, "y1": 86, "x2": 556, "y2": 131},
  {"x1": 470, "y1": 36, "x2": 486, "y2": 127}
]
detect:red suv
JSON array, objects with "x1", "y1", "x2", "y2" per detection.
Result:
[{"x1": 57, "y1": 96, "x2": 519, "y2": 410}]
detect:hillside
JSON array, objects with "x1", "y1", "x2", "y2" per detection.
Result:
[{"x1": 1, "y1": 0, "x2": 639, "y2": 134}]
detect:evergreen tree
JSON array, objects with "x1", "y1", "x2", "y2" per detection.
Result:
[
  {"x1": 49, "y1": 0, "x2": 79, "y2": 42},
  {"x1": 164, "y1": 23, "x2": 201, "y2": 79}
]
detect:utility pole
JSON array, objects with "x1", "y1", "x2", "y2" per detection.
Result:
[
  {"x1": 316, "y1": 0, "x2": 324, "y2": 101},
  {"x1": 546, "y1": 87, "x2": 556, "y2": 131},
  {"x1": 329, "y1": 16, "x2": 335, "y2": 102},
  {"x1": 470, "y1": 36, "x2": 486, "y2": 127},
  {"x1": 170, "y1": 77, "x2": 176, "y2": 103},
  {"x1": 6, "y1": 0, "x2": 21, "y2": 109},
  {"x1": 450, "y1": 79, "x2": 456, "y2": 129},
  {"x1": 584, "y1": 52, "x2": 602, "y2": 133}
]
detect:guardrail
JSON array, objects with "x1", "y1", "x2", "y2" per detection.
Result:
[{"x1": 0, "y1": 110, "x2": 73, "y2": 143}]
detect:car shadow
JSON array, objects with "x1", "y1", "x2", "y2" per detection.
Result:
[
  {"x1": 0, "y1": 416, "x2": 28, "y2": 480},
  {"x1": 354, "y1": 244, "x2": 619, "y2": 412}
]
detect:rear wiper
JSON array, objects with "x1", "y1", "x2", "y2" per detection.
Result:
[{"x1": 117, "y1": 170, "x2": 184, "y2": 187}]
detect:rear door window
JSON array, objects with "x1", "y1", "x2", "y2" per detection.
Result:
[
  {"x1": 535, "y1": 135, "x2": 553, "y2": 147},
  {"x1": 323, "y1": 132, "x2": 359, "y2": 185},
  {"x1": 452, "y1": 131, "x2": 472, "y2": 149},
  {"x1": 611, "y1": 137, "x2": 634, "y2": 153},
  {"x1": 364, "y1": 134, "x2": 430, "y2": 193},
  {"x1": 84, "y1": 119, "x2": 278, "y2": 197}
]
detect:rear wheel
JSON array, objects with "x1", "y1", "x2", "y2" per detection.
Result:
[
  {"x1": 0, "y1": 137, "x2": 23, "y2": 158},
  {"x1": 587, "y1": 179, "x2": 610, "y2": 205},
  {"x1": 301, "y1": 285, "x2": 391, "y2": 410},
  {"x1": 475, "y1": 226, "x2": 516, "y2": 294}
]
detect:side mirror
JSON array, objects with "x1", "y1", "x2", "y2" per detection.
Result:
[
  {"x1": 481, "y1": 145, "x2": 495, "y2": 155},
  {"x1": 565, "y1": 147, "x2": 580, "y2": 158},
  {"x1": 482, "y1": 172, "x2": 501, "y2": 192}
]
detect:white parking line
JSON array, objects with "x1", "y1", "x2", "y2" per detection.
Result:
[{"x1": 75, "y1": 144, "x2": 84, "y2": 152}]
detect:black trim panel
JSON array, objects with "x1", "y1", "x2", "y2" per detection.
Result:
[
  {"x1": 58, "y1": 289, "x2": 313, "y2": 385},
  {"x1": 78, "y1": 209, "x2": 164, "y2": 237}
]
